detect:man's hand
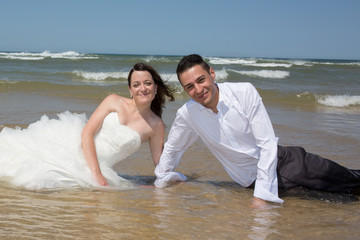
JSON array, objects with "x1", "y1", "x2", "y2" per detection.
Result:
[{"x1": 250, "y1": 196, "x2": 272, "y2": 209}]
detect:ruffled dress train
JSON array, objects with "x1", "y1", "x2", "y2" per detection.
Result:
[{"x1": 0, "y1": 112, "x2": 141, "y2": 190}]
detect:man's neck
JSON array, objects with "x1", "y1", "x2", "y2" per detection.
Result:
[{"x1": 208, "y1": 85, "x2": 219, "y2": 113}]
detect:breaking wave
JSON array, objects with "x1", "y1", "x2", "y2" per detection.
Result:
[
  {"x1": 316, "y1": 95, "x2": 360, "y2": 107},
  {"x1": 72, "y1": 71, "x2": 128, "y2": 81},
  {"x1": 0, "y1": 51, "x2": 98, "y2": 60},
  {"x1": 73, "y1": 71, "x2": 182, "y2": 84},
  {"x1": 230, "y1": 69, "x2": 290, "y2": 79},
  {"x1": 207, "y1": 57, "x2": 256, "y2": 65}
]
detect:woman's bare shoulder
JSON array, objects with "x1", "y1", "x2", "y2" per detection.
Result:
[
  {"x1": 104, "y1": 93, "x2": 128, "y2": 102},
  {"x1": 103, "y1": 94, "x2": 131, "y2": 108},
  {"x1": 149, "y1": 113, "x2": 165, "y2": 131}
]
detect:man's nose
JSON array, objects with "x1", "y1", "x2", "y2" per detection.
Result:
[{"x1": 194, "y1": 83, "x2": 201, "y2": 93}]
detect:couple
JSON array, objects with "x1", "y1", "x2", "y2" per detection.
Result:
[{"x1": 1, "y1": 55, "x2": 359, "y2": 205}]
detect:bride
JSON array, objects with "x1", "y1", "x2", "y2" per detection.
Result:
[{"x1": 0, "y1": 63, "x2": 175, "y2": 189}]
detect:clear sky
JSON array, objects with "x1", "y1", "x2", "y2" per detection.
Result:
[{"x1": 1, "y1": 0, "x2": 359, "y2": 60}]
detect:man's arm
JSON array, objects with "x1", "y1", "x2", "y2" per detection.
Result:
[
  {"x1": 154, "y1": 110, "x2": 199, "y2": 188},
  {"x1": 243, "y1": 83, "x2": 283, "y2": 204}
]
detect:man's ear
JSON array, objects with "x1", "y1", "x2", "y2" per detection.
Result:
[{"x1": 210, "y1": 67, "x2": 216, "y2": 81}]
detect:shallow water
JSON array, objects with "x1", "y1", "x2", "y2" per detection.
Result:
[
  {"x1": 1, "y1": 162, "x2": 360, "y2": 240},
  {"x1": 1, "y1": 97, "x2": 360, "y2": 239}
]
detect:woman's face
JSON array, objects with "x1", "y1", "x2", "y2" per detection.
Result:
[{"x1": 129, "y1": 70, "x2": 157, "y2": 104}]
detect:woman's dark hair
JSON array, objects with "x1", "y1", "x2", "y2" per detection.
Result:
[
  {"x1": 128, "y1": 63, "x2": 175, "y2": 118},
  {"x1": 176, "y1": 54, "x2": 211, "y2": 81}
]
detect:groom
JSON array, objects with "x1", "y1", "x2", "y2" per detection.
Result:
[{"x1": 154, "y1": 54, "x2": 360, "y2": 204}]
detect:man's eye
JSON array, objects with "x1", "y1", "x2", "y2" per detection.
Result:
[{"x1": 185, "y1": 86, "x2": 193, "y2": 91}]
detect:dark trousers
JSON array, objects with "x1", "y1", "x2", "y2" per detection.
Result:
[{"x1": 277, "y1": 145, "x2": 360, "y2": 194}]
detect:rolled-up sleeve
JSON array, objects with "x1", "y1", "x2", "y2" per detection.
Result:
[
  {"x1": 244, "y1": 84, "x2": 283, "y2": 204},
  {"x1": 154, "y1": 110, "x2": 199, "y2": 188}
]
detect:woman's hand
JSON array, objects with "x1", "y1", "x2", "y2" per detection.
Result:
[{"x1": 92, "y1": 171, "x2": 109, "y2": 186}]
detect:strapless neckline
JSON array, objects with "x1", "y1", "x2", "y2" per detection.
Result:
[
  {"x1": 94, "y1": 112, "x2": 141, "y2": 168},
  {"x1": 104, "y1": 112, "x2": 141, "y2": 142}
]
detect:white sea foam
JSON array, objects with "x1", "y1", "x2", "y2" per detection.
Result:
[
  {"x1": 344, "y1": 62, "x2": 360, "y2": 67},
  {"x1": 289, "y1": 60, "x2": 313, "y2": 66},
  {"x1": 230, "y1": 69, "x2": 289, "y2": 79},
  {"x1": 330, "y1": 62, "x2": 360, "y2": 67},
  {"x1": 73, "y1": 71, "x2": 128, "y2": 81},
  {"x1": 160, "y1": 73, "x2": 178, "y2": 82},
  {"x1": 73, "y1": 71, "x2": 181, "y2": 83},
  {"x1": 143, "y1": 56, "x2": 173, "y2": 63},
  {"x1": 0, "y1": 51, "x2": 98, "y2": 60},
  {"x1": 341, "y1": 62, "x2": 360, "y2": 67},
  {"x1": 287, "y1": 59, "x2": 360, "y2": 67},
  {"x1": 215, "y1": 69, "x2": 229, "y2": 81},
  {"x1": 207, "y1": 57, "x2": 256, "y2": 65},
  {"x1": 316, "y1": 95, "x2": 360, "y2": 107},
  {"x1": 0, "y1": 52, "x2": 45, "y2": 60},
  {"x1": 208, "y1": 57, "x2": 299, "y2": 68},
  {"x1": 245, "y1": 63, "x2": 293, "y2": 68},
  {"x1": 296, "y1": 92, "x2": 313, "y2": 98},
  {"x1": 307, "y1": 60, "x2": 360, "y2": 67}
]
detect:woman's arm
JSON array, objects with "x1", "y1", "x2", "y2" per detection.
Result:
[
  {"x1": 148, "y1": 120, "x2": 165, "y2": 166},
  {"x1": 81, "y1": 94, "x2": 120, "y2": 186}
]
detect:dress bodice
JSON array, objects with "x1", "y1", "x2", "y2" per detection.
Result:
[{"x1": 95, "y1": 112, "x2": 141, "y2": 167}]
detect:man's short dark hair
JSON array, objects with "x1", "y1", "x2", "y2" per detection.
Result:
[{"x1": 176, "y1": 54, "x2": 211, "y2": 81}]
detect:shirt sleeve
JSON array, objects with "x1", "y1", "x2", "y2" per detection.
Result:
[
  {"x1": 154, "y1": 109, "x2": 199, "y2": 188},
  {"x1": 244, "y1": 84, "x2": 284, "y2": 204}
]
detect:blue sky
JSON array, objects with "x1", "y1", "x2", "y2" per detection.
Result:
[{"x1": 1, "y1": 0, "x2": 359, "y2": 59}]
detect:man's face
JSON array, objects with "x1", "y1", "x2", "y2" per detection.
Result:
[{"x1": 178, "y1": 65, "x2": 219, "y2": 111}]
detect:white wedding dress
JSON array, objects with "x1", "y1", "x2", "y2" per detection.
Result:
[{"x1": 0, "y1": 112, "x2": 141, "y2": 190}]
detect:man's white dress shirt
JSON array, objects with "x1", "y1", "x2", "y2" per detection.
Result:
[{"x1": 155, "y1": 82, "x2": 283, "y2": 203}]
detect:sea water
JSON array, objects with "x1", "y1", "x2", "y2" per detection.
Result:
[{"x1": 1, "y1": 51, "x2": 360, "y2": 239}]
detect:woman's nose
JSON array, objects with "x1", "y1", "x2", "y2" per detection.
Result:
[{"x1": 140, "y1": 84, "x2": 146, "y2": 91}]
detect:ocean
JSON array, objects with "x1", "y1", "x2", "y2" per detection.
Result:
[{"x1": 1, "y1": 51, "x2": 360, "y2": 239}]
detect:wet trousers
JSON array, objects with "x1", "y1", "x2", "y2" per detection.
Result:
[{"x1": 277, "y1": 146, "x2": 360, "y2": 193}]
